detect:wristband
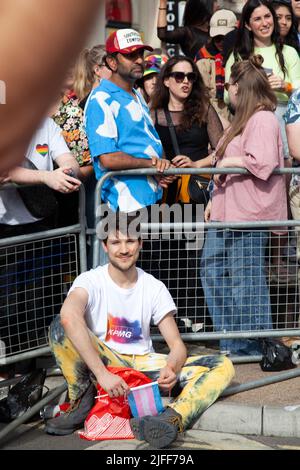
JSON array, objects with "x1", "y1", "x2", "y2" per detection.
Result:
[
  {"x1": 159, "y1": 7, "x2": 167, "y2": 10},
  {"x1": 285, "y1": 82, "x2": 293, "y2": 94}
]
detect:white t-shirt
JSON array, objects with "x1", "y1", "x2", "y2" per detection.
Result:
[
  {"x1": 0, "y1": 117, "x2": 70, "y2": 225},
  {"x1": 69, "y1": 264, "x2": 177, "y2": 355}
]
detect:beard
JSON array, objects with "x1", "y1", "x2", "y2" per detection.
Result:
[
  {"x1": 108, "y1": 253, "x2": 139, "y2": 273},
  {"x1": 118, "y1": 65, "x2": 143, "y2": 82}
]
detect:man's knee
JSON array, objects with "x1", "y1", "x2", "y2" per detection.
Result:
[{"x1": 221, "y1": 356, "x2": 235, "y2": 382}]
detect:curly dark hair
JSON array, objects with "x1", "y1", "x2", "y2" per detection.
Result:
[
  {"x1": 232, "y1": 0, "x2": 287, "y2": 77},
  {"x1": 151, "y1": 56, "x2": 210, "y2": 132}
]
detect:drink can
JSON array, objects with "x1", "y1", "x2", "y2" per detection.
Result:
[
  {"x1": 40, "y1": 402, "x2": 69, "y2": 420},
  {"x1": 291, "y1": 342, "x2": 300, "y2": 365}
]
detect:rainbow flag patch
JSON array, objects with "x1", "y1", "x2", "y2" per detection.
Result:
[{"x1": 36, "y1": 144, "x2": 49, "y2": 157}]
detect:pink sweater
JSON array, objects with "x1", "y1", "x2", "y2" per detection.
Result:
[{"x1": 211, "y1": 110, "x2": 287, "y2": 223}]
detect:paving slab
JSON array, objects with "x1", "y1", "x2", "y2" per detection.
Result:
[
  {"x1": 194, "y1": 402, "x2": 262, "y2": 435},
  {"x1": 263, "y1": 405, "x2": 300, "y2": 438}
]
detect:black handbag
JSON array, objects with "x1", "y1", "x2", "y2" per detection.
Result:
[
  {"x1": 0, "y1": 369, "x2": 47, "y2": 423},
  {"x1": 164, "y1": 109, "x2": 210, "y2": 205},
  {"x1": 187, "y1": 174, "x2": 210, "y2": 205},
  {"x1": 260, "y1": 338, "x2": 296, "y2": 372},
  {"x1": 17, "y1": 159, "x2": 58, "y2": 219}
]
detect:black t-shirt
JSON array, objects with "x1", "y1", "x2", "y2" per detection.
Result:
[
  {"x1": 79, "y1": 94, "x2": 89, "y2": 111},
  {"x1": 155, "y1": 113, "x2": 210, "y2": 162},
  {"x1": 223, "y1": 29, "x2": 238, "y2": 66},
  {"x1": 153, "y1": 107, "x2": 223, "y2": 204}
]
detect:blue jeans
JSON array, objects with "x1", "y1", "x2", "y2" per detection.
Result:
[{"x1": 200, "y1": 229, "x2": 272, "y2": 355}]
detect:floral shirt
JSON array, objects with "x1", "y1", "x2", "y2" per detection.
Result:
[
  {"x1": 283, "y1": 89, "x2": 300, "y2": 187},
  {"x1": 52, "y1": 93, "x2": 92, "y2": 167}
]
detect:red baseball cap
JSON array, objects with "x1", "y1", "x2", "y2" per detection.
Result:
[{"x1": 106, "y1": 29, "x2": 153, "y2": 55}]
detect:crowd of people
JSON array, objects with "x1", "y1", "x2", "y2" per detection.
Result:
[{"x1": 1, "y1": 0, "x2": 300, "y2": 449}]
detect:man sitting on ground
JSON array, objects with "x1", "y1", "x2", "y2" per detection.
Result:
[{"x1": 45, "y1": 212, "x2": 234, "y2": 448}]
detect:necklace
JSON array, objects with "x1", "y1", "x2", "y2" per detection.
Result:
[{"x1": 167, "y1": 108, "x2": 183, "y2": 112}]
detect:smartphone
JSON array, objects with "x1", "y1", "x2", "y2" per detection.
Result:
[
  {"x1": 64, "y1": 168, "x2": 80, "y2": 186},
  {"x1": 64, "y1": 168, "x2": 75, "y2": 177},
  {"x1": 263, "y1": 67, "x2": 273, "y2": 77}
]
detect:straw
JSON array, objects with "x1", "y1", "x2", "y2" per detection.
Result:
[{"x1": 129, "y1": 381, "x2": 158, "y2": 392}]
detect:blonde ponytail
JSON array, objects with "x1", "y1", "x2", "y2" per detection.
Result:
[{"x1": 73, "y1": 45, "x2": 106, "y2": 101}]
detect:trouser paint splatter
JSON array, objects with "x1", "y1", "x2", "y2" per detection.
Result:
[{"x1": 49, "y1": 315, "x2": 234, "y2": 429}]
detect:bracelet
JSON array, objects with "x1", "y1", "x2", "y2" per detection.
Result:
[
  {"x1": 159, "y1": 7, "x2": 167, "y2": 10},
  {"x1": 285, "y1": 82, "x2": 293, "y2": 94}
]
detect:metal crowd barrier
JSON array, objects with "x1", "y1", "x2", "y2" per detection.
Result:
[
  {"x1": 0, "y1": 184, "x2": 87, "y2": 446},
  {"x1": 0, "y1": 184, "x2": 87, "y2": 366},
  {"x1": 92, "y1": 167, "x2": 300, "y2": 348},
  {"x1": 0, "y1": 167, "x2": 299, "y2": 444}
]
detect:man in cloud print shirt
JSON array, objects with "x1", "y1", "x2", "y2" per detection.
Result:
[{"x1": 84, "y1": 28, "x2": 171, "y2": 213}]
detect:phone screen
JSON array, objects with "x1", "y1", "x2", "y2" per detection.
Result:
[{"x1": 263, "y1": 67, "x2": 273, "y2": 76}]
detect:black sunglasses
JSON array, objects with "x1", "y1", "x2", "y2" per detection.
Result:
[{"x1": 168, "y1": 71, "x2": 197, "y2": 83}]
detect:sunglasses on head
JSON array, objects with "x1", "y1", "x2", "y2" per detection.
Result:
[{"x1": 168, "y1": 71, "x2": 197, "y2": 83}]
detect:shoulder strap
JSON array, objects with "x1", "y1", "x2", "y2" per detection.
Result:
[
  {"x1": 164, "y1": 109, "x2": 181, "y2": 156},
  {"x1": 189, "y1": 27, "x2": 208, "y2": 60}
]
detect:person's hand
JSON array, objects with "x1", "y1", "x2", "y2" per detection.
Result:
[
  {"x1": 213, "y1": 172, "x2": 226, "y2": 185},
  {"x1": 43, "y1": 167, "x2": 81, "y2": 193},
  {"x1": 154, "y1": 163, "x2": 177, "y2": 188},
  {"x1": 172, "y1": 155, "x2": 195, "y2": 168},
  {"x1": 0, "y1": 173, "x2": 10, "y2": 184},
  {"x1": 268, "y1": 74, "x2": 285, "y2": 91},
  {"x1": 213, "y1": 160, "x2": 226, "y2": 186},
  {"x1": 204, "y1": 199, "x2": 212, "y2": 222},
  {"x1": 157, "y1": 365, "x2": 177, "y2": 392},
  {"x1": 211, "y1": 151, "x2": 218, "y2": 166},
  {"x1": 97, "y1": 369, "x2": 130, "y2": 398},
  {"x1": 62, "y1": 167, "x2": 76, "y2": 177},
  {"x1": 158, "y1": 175, "x2": 177, "y2": 188},
  {"x1": 157, "y1": 165, "x2": 178, "y2": 188},
  {"x1": 152, "y1": 156, "x2": 171, "y2": 173}
]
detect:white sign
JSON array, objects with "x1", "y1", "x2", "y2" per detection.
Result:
[
  {"x1": 166, "y1": 0, "x2": 184, "y2": 56},
  {"x1": 0, "y1": 80, "x2": 6, "y2": 104}
]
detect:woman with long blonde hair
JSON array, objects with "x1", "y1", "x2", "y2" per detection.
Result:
[
  {"x1": 73, "y1": 45, "x2": 111, "y2": 107},
  {"x1": 201, "y1": 55, "x2": 287, "y2": 356},
  {"x1": 50, "y1": 45, "x2": 111, "y2": 235}
]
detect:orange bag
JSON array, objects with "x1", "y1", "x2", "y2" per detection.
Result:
[{"x1": 78, "y1": 367, "x2": 152, "y2": 441}]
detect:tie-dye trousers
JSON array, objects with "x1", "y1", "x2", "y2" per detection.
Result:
[{"x1": 49, "y1": 315, "x2": 234, "y2": 430}]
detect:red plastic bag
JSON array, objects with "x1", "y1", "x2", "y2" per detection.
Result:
[{"x1": 78, "y1": 367, "x2": 152, "y2": 441}]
